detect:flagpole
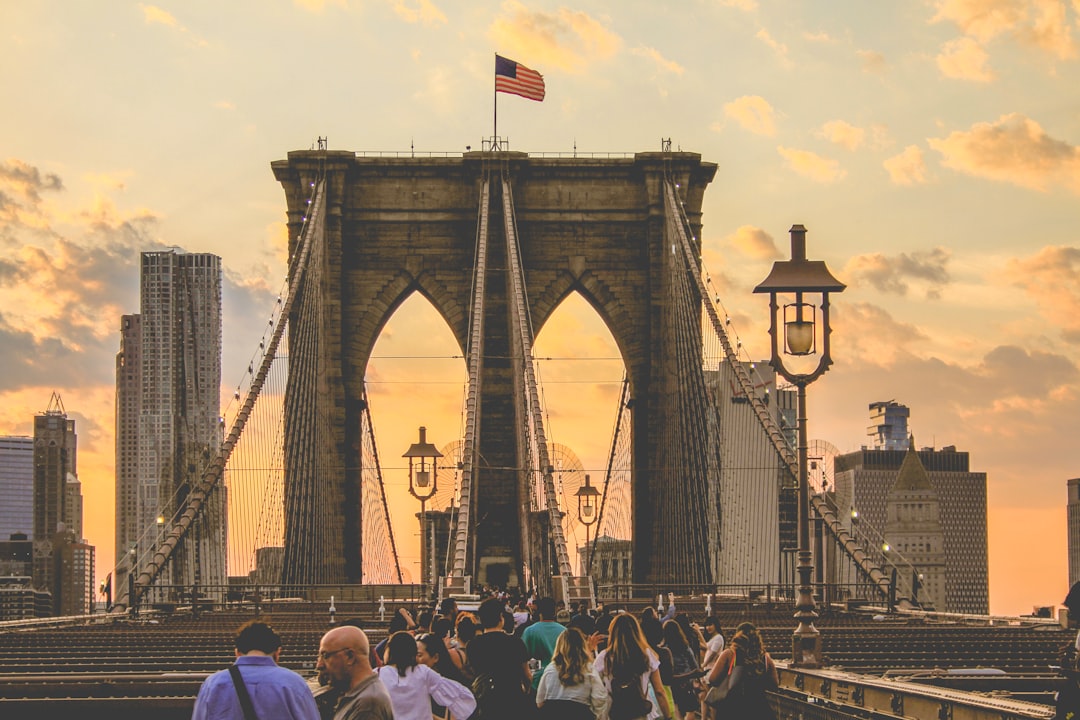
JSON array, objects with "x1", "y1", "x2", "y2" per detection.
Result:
[{"x1": 493, "y1": 53, "x2": 498, "y2": 148}]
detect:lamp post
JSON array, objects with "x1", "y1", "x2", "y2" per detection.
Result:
[
  {"x1": 403, "y1": 426, "x2": 442, "y2": 601},
  {"x1": 754, "y1": 224, "x2": 845, "y2": 668},
  {"x1": 155, "y1": 514, "x2": 164, "y2": 603},
  {"x1": 575, "y1": 474, "x2": 601, "y2": 576}
]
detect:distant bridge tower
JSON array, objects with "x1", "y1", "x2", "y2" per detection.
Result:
[{"x1": 272, "y1": 150, "x2": 717, "y2": 587}]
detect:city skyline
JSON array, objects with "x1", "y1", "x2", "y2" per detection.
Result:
[{"x1": 1, "y1": 1, "x2": 1077, "y2": 614}]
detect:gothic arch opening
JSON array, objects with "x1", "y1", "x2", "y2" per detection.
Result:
[
  {"x1": 366, "y1": 291, "x2": 467, "y2": 585},
  {"x1": 533, "y1": 291, "x2": 626, "y2": 576}
]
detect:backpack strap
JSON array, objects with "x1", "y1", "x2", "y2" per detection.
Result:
[{"x1": 228, "y1": 664, "x2": 259, "y2": 720}]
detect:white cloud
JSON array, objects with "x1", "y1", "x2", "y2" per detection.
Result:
[{"x1": 722, "y1": 95, "x2": 776, "y2": 136}]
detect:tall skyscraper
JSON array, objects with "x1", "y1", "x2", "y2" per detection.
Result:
[
  {"x1": 1068, "y1": 478, "x2": 1080, "y2": 587},
  {"x1": 834, "y1": 405, "x2": 989, "y2": 614},
  {"x1": 32, "y1": 393, "x2": 94, "y2": 615},
  {"x1": 0, "y1": 436, "x2": 34, "y2": 540},
  {"x1": 117, "y1": 250, "x2": 225, "y2": 599},
  {"x1": 114, "y1": 314, "x2": 141, "y2": 597}
]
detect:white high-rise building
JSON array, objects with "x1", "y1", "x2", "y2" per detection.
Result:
[
  {"x1": 114, "y1": 314, "x2": 141, "y2": 597},
  {"x1": 118, "y1": 250, "x2": 225, "y2": 598},
  {"x1": 0, "y1": 436, "x2": 33, "y2": 540},
  {"x1": 705, "y1": 361, "x2": 797, "y2": 586}
]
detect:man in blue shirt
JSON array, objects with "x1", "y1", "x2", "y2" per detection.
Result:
[{"x1": 192, "y1": 620, "x2": 321, "y2": 720}]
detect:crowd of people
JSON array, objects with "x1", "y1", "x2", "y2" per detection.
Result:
[{"x1": 191, "y1": 593, "x2": 779, "y2": 720}]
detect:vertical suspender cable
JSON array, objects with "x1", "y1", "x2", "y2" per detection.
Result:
[
  {"x1": 500, "y1": 178, "x2": 573, "y2": 577},
  {"x1": 450, "y1": 179, "x2": 490, "y2": 578}
]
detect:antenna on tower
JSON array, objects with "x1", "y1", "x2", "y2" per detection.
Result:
[{"x1": 46, "y1": 391, "x2": 65, "y2": 415}]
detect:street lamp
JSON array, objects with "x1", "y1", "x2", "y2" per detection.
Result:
[
  {"x1": 575, "y1": 474, "x2": 601, "y2": 576},
  {"x1": 155, "y1": 514, "x2": 164, "y2": 603},
  {"x1": 754, "y1": 224, "x2": 845, "y2": 668},
  {"x1": 403, "y1": 426, "x2": 442, "y2": 601}
]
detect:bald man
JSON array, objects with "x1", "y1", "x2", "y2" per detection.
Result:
[{"x1": 316, "y1": 626, "x2": 394, "y2": 720}]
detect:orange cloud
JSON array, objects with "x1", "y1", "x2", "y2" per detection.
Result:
[
  {"x1": 722, "y1": 95, "x2": 776, "y2": 136},
  {"x1": 723, "y1": 225, "x2": 781, "y2": 261},
  {"x1": 293, "y1": 0, "x2": 347, "y2": 12},
  {"x1": 391, "y1": 0, "x2": 447, "y2": 25},
  {"x1": 931, "y1": 0, "x2": 1077, "y2": 59},
  {"x1": 931, "y1": 0, "x2": 1027, "y2": 42},
  {"x1": 138, "y1": 4, "x2": 178, "y2": 27},
  {"x1": 755, "y1": 28, "x2": 789, "y2": 62},
  {"x1": 937, "y1": 36, "x2": 996, "y2": 81},
  {"x1": 928, "y1": 113, "x2": 1080, "y2": 193},
  {"x1": 832, "y1": 302, "x2": 930, "y2": 365},
  {"x1": 489, "y1": 1, "x2": 621, "y2": 74},
  {"x1": 631, "y1": 47, "x2": 684, "y2": 75},
  {"x1": 857, "y1": 49, "x2": 888, "y2": 74},
  {"x1": 843, "y1": 247, "x2": 951, "y2": 299},
  {"x1": 883, "y1": 145, "x2": 929, "y2": 185},
  {"x1": 1002, "y1": 245, "x2": 1080, "y2": 342},
  {"x1": 718, "y1": 0, "x2": 757, "y2": 10},
  {"x1": 820, "y1": 120, "x2": 866, "y2": 151},
  {"x1": 776, "y1": 146, "x2": 846, "y2": 183}
]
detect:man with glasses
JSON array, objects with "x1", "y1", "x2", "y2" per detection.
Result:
[
  {"x1": 192, "y1": 620, "x2": 320, "y2": 720},
  {"x1": 316, "y1": 625, "x2": 394, "y2": 720}
]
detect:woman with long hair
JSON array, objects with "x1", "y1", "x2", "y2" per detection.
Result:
[
  {"x1": 454, "y1": 612, "x2": 479, "y2": 680},
  {"x1": 417, "y1": 633, "x2": 470, "y2": 719},
  {"x1": 377, "y1": 631, "x2": 476, "y2": 720},
  {"x1": 535, "y1": 627, "x2": 607, "y2": 719},
  {"x1": 430, "y1": 616, "x2": 468, "y2": 676},
  {"x1": 375, "y1": 606, "x2": 418, "y2": 662},
  {"x1": 663, "y1": 620, "x2": 702, "y2": 720},
  {"x1": 640, "y1": 616, "x2": 675, "y2": 718},
  {"x1": 702, "y1": 622, "x2": 778, "y2": 720},
  {"x1": 594, "y1": 613, "x2": 672, "y2": 720}
]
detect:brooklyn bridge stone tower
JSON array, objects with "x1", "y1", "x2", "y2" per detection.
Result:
[{"x1": 273, "y1": 149, "x2": 717, "y2": 588}]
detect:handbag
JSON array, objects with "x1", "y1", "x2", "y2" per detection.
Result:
[{"x1": 704, "y1": 660, "x2": 744, "y2": 708}]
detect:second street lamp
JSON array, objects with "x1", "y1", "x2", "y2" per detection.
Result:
[
  {"x1": 403, "y1": 426, "x2": 442, "y2": 602},
  {"x1": 575, "y1": 474, "x2": 601, "y2": 576},
  {"x1": 754, "y1": 224, "x2": 845, "y2": 668}
]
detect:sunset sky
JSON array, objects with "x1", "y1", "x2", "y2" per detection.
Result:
[{"x1": 2, "y1": 1, "x2": 1078, "y2": 616}]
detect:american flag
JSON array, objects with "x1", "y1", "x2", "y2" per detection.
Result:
[{"x1": 495, "y1": 55, "x2": 545, "y2": 102}]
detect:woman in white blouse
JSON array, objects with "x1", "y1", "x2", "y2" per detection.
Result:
[
  {"x1": 377, "y1": 631, "x2": 477, "y2": 720},
  {"x1": 536, "y1": 627, "x2": 607, "y2": 718}
]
